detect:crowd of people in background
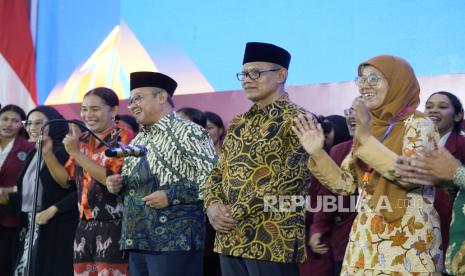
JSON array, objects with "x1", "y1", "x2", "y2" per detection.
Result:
[{"x1": 0, "y1": 41, "x2": 464, "y2": 276}]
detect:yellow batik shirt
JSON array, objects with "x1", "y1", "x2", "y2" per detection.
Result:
[{"x1": 204, "y1": 95, "x2": 311, "y2": 263}]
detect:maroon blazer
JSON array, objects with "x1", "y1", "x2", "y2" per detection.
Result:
[
  {"x1": 435, "y1": 132, "x2": 465, "y2": 258},
  {"x1": 310, "y1": 139, "x2": 356, "y2": 261},
  {"x1": 0, "y1": 136, "x2": 34, "y2": 227}
]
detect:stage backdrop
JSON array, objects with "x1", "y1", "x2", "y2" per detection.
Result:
[{"x1": 3, "y1": 0, "x2": 465, "y2": 121}]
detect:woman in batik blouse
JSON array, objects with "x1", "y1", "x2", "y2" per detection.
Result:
[
  {"x1": 293, "y1": 55, "x2": 443, "y2": 275},
  {"x1": 45, "y1": 87, "x2": 133, "y2": 275}
]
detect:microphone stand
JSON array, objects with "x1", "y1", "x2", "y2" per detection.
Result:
[{"x1": 25, "y1": 119, "x2": 112, "y2": 276}]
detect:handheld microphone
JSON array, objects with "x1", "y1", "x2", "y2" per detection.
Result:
[{"x1": 105, "y1": 145, "x2": 148, "y2": 158}]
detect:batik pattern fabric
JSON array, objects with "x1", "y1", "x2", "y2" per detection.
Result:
[
  {"x1": 65, "y1": 126, "x2": 133, "y2": 221},
  {"x1": 309, "y1": 114, "x2": 443, "y2": 275},
  {"x1": 14, "y1": 213, "x2": 39, "y2": 276},
  {"x1": 204, "y1": 95, "x2": 311, "y2": 263},
  {"x1": 121, "y1": 112, "x2": 216, "y2": 252},
  {"x1": 73, "y1": 219, "x2": 128, "y2": 276},
  {"x1": 65, "y1": 126, "x2": 133, "y2": 275},
  {"x1": 445, "y1": 167, "x2": 465, "y2": 275}
]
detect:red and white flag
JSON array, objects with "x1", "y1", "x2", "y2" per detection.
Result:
[{"x1": 0, "y1": 0, "x2": 37, "y2": 111}]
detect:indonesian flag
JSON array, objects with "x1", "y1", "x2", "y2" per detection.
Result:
[{"x1": 0, "y1": 0, "x2": 37, "y2": 111}]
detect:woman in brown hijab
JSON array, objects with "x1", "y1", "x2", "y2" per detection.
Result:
[{"x1": 293, "y1": 55, "x2": 443, "y2": 275}]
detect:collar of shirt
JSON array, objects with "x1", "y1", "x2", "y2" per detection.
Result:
[
  {"x1": 80, "y1": 125, "x2": 121, "y2": 149},
  {"x1": 245, "y1": 93, "x2": 290, "y2": 118},
  {"x1": 140, "y1": 112, "x2": 177, "y2": 135},
  {"x1": 0, "y1": 138, "x2": 15, "y2": 168},
  {"x1": 439, "y1": 131, "x2": 452, "y2": 147}
]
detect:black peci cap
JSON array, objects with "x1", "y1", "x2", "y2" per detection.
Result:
[
  {"x1": 130, "y1": 71, "x2": 178, "y2": 96},
  {"x1": 242, "y1": 42, "x2": 291, "y2": 69}
]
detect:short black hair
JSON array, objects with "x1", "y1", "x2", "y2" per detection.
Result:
[
  {"x1": 177, "y1": 107, "x2": 206, "y2": 128},
  {"x1": 205, "y1": 111, "x2": 226, "y2": 141},
  {"x1": 118, "y1": 114, "x2": 139, "y2": 133},
  {"x1": 84, "y1": 87, "x2": 119, "y2": 107}
]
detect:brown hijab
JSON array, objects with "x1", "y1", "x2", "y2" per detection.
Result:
[{"x1": 354, "y1": 55, "x2": 422, "y2": 223}]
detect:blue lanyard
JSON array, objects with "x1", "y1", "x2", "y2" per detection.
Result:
[
  {"x1": 380, "y1": 106, "x2": 412, "y2": 142},
  {"x1": 364, "y1": 106, "x2": 412, "y2": 174}
]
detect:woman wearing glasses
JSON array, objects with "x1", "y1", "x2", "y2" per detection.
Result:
[
  {"x1": 45, "y1": 87, "x2": 132, "y2": 275},
  {"x1": 11, "y1": 106, "x2": 78, "y2": 276},
  {"x1": 293, "y1": 55, "x2": 443, "y2": 275},
  {"x1": 0, "y1": 104, "x2": 34, "y2": 276}
]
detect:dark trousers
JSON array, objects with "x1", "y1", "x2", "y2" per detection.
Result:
[
  {"x1": 0, "y1": 225, "x2": 17, "y2": 276},
  {"x1": 333, "y1": 260, "x2": 343, "y2": 276},
  {"x1": 129, "y1": 250, "x2": 203, "y2": 276},
  {"x1": 219, "y1": 254, "x2": 299, "y2": 276},
  {"x1": 204, "y1": 253, "x2": 221, "y2": 276}
]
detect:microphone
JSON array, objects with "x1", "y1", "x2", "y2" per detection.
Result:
[{"x1": 105, "y1": 145, "x2": 148, "y2": 158}]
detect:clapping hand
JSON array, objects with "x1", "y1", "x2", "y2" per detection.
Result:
[
  {"x1": 353, "y1": 97, "x2": 371, "y2": 142},
  {"x1": 394, "y1": 148, "x2": 460, "y2": 186}
]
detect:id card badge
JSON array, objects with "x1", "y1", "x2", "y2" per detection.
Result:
[{"x1": 356, "y1": 172, "x2": 370, "y2": 211}]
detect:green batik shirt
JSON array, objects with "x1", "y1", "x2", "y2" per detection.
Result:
[
  {"x1": 120, "y1": 112, "x2": 216, "y2": 252},
  {"x1": 204, "y1": 94, "x2": 311, "y2": 263},
  {"x1": 446, "y1": 166, "x2": 465, "y2": 274}
]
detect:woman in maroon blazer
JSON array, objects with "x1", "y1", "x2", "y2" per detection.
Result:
[
  {"x1": 0, "y1": 104, "x2": 34, "y2": 276},
  {"x1": 299, "y1": 109, "x2": 355, "y2": 276},
  {"x1": 424, "y1": 91, "x2": 465, "y2": 272}
]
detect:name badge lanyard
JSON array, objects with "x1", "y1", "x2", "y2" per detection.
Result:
[{"x1": 357, "y1": 106, "x2": 412, "y2": 209}]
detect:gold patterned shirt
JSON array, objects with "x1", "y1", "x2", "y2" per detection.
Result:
[{"x1": 204, "y1": 95, "x2": 311, "y2": 263}]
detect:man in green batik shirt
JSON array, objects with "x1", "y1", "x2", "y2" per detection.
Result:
[
  {"x1": 204, "y1": 42, "x2": 312, "y2": 276},
  {"x1": 107, "y1": 72, "x2": 216, "y2": 276}
]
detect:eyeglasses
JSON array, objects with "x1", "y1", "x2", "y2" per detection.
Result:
[
  {"x1": 236, "y1": 68, "x2": 281, "y2": 81},
  {"x1": 344, "y1": 108, "x2": 355, "y2": 116},
  {"x1": 127, "y1": 90, "x2": 162, "y2": 107},
  {"x1": 22, "y1": 120, "x2": 47, "y2": 128},
  {"x1": 354, "y1": 74, "x2": 384, "y2": 87}
]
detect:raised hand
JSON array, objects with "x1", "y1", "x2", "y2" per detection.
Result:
[
  {"x1": 41, "y1": 135, "x2": 53, "y2": 155},
  {"x1": 353, "y1": 97, "x2": 371, "y2": 142},
  {"x1": 292, "y1": 114, "x2": 325, "y2": 155},
  {"x1": 63, "y1": 124, "x2": 80, "y2": 156}
]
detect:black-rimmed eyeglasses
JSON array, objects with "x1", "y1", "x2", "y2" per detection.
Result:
[{"x1": 236, "y1": 68, "x2": 281, "y2": 81}]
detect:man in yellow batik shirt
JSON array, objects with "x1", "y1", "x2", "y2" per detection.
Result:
[{"x1": 204, "y1": 42, "x2": 312, "y2": 276}]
